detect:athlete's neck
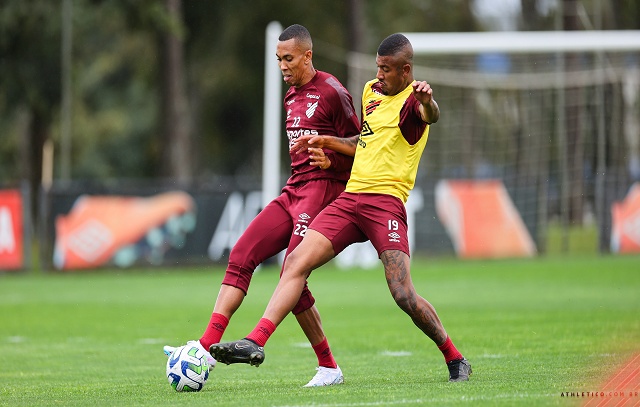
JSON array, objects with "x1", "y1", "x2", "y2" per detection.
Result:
[{"x1": 296, "y1": 68, "x2": 317, "y2": 89}]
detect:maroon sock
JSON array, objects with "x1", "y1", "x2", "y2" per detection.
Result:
[
  {"x1": 199, "y1": 313, "x2": 229, "y2": 350},
  {"x1": 246, "y1": 318, "x2": 276, "y2": 347},
  {"x1": 312, "y1": 337, "x2": 337, "y2": 369},
  {"x1": 437, "y1": 336, "x2": 463, "y2": 363}
]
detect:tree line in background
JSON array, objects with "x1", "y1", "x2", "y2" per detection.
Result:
[{"x1": 1, "y1": 0, "x2": 639, "y2": 217}]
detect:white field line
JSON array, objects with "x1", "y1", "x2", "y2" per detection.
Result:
[{"x1": 273, "y1": 392, "x2": 557, "y2": 407}]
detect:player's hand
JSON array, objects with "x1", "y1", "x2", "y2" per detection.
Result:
[
  {"x1": 413, "y1": 81, "x2": 439, "y2": 123},
  {"x1": 308, "y1": 147, "x2": 331, "y2": 170},
  {"x1": 290, "y1": 135, "x2": 325, "y2": 154},
  {"x1": 412, "y1": 81, "x2": 433, "y2": 105}
]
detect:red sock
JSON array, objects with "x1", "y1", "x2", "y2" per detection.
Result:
[
  {"x1": 199, "y1": 313, "x2": 229, "y2": 350},
  {"x1": 312, "y1": 337, "x2": 337, "y2": 369},
  {"x1": 246, "y1": 318, "x2": 276, "y2": 347},
  {"x1": 437, "y1": 336, "x2": 463, "y2": 363}
]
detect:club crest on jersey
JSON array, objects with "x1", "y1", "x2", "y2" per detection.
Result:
[
  {"x1": 365, "y1": 99, "x2": 381, "y2": 116},
  {"x1": 306, "y1": 101, "x2": 318, "y2": 118}
]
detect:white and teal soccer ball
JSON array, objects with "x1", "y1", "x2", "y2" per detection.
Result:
[{"x1": 166, "y1": 343, "x2": 210, "y2": 392}]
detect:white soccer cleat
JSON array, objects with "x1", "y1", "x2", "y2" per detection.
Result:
[
  {"x1": 164, "y1": 340, "x2": 217, "y2": 371},
  {"x1": 303, "y1": 365, "x2": 344, "y2": 387}
]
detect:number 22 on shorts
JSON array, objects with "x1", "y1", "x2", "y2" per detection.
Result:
[{"x1": 294, "y1": 223, "x2": 307, "y2": 236}]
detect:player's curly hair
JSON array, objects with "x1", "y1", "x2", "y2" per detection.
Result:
[
  {"x1": 279, "y1": 24, "x2": 313, "y2": 50},
  {"x1": 377, "y1": 33, "x2": 413, "y2": 62}
]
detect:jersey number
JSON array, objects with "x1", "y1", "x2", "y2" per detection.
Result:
[
  {"x1": 388, "y1": 220, "x2": 399, "y2": 231},
  {"x1": 292, "y1": 116, "x2": 301, "y2": 127},
  {"x1": 294, "y1": 224, "x2": 307, "y2": 236}
]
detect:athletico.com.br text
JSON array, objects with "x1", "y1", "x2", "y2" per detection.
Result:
[{"x1": 560, "y1": 391, "x2": 639, "y2": 398}]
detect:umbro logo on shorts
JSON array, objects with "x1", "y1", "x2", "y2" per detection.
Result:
[
  {"x1": 298, "y1": 213, "x2": 310, "y2": 224},
  {"x1": 388, "y1": 232, "x2": 401, "y2": 242}
]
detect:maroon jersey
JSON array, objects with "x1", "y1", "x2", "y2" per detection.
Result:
[{"x1": 284, "y1": 70, "x2": 360, "y2": 186}]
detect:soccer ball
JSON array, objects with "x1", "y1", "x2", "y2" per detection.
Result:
[{"x1": 166, "y1": 343, "x2": 210, "y2": 392}]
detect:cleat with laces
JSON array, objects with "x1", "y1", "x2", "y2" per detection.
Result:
[
  {"x1": 209, "y1": 339, "x2": 265, "y2": 367},
  {"x1": 163, "y1": 340, "x2": 217, "y2": 371},
  {"x1": 447, "y1": 357, "x2": 472, "y2": 382},
  {"x1": 303, "y1": 366, "x2": 344, "y2": 387}
]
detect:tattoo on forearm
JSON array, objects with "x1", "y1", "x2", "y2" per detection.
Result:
[{"x1": 335, "y1": 135, "x2": 358, "y2": 148}]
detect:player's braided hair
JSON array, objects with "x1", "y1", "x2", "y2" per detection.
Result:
[
  {"x1": 279, "y1": 24, "x2": 313, "y2": 49},
  {"x1": 377, "y1": 33, "x2": 413, "y2": 63}
]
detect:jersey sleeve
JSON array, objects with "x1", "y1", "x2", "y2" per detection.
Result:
[
  {"x1": 320, "y1": 76, "x2": 359, "y2": 172},
  {"x1": 325, "y1": 150, "x2": 353, "y2": 172},
  {"x1": 399, "y1": 97, "x2": 428, "y2": 146},
  {"x1": 323, "y1": 76, "x2": 360, "y2": 140}
]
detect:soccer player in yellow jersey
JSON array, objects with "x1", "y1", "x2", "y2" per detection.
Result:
[{"x1": 211, "y1": 33, "x2": 472, "y2": 382}]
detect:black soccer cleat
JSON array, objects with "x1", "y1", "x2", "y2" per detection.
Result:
[
  {"x1": 447, "y1": 357, "x2": 472, "y2": 382},
  {"x1": 209, "y1": 338, "x2": 265, "y2": 367}
]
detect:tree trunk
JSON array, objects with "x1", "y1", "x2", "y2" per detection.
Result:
[
  {"x1": 160, "y1": 0, "x2": 191, "y2": 182},
  {"x1": 347, "y1": 0, "x2": 366, "y2": 118},
  {"x1": 563, "y1": 0, "x2": 584, "y2": 224}
]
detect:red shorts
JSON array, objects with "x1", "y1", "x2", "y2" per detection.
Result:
[
  {"x1": 310, "y1": 192, "x2": 410, "y2": 257},
  {"x1": 223, "y1": 179, "x2": 345, "y2": 313}
]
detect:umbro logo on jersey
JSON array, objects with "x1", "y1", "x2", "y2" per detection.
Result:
[
  {"x1": 298, "y1": 213, "x2": 310, "y2": 224},
  {"x1": 306, "y1": 101, "x2": 318, "y2": 118},
  {"x1": 365, "y1": 99, "x2": 381, "y2": 116},
  {"x1": 388, "y1": 232, "x2": 401, "y2": 242},
  {"x1": 360, "y1": 121, "x2": 374, "y2": 137}
]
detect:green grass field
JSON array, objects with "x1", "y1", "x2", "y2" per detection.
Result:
[{"x1": 1, "y1": 254, "x2": 639, "y2": 406}]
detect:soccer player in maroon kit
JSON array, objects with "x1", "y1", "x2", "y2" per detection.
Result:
[
  {"x1": 210, "y1": 33, "x2": 471, "y2": 383},
  {"x1": 164, "y1": 24, "x2": 360, "y2": 387}
]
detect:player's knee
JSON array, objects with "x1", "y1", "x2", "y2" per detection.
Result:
[
  {"x1": 281, "y1": 252, "x2": 310, "y2": 279},
  {"x1": 391, "y1": 290, "x2": 411, "y2": 312},
  {"x1": 292, "y1": 288, "x2": 315, "y2": 315},
  {"x1": 227, "y1": 249, "x2": 258, "y2": 273},
  {"x1": 221, "y1": 265, "x2": 253, "y2": 294},
  {"x1": 386, "y1": 279, "x2": 415, "y2": 312}
]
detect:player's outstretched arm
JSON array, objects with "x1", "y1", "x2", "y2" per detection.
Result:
[
  {"x1": 412, "y1": 81, "x2": 440, "y2": 124},
  {"x1": 291, "y1": 134, "x2": 359, "y2": 157}
]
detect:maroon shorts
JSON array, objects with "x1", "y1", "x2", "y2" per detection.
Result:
[
  {"x1": 222, "y1": 179, "x2": 345, "y2": 313},
  {"x1": 310, "y1": 192, "x2": 410, "y2": 257}
]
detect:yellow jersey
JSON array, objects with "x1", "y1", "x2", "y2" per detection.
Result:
[{"x1": 345, "y1": 79, "x2": 430, "y2": 203}]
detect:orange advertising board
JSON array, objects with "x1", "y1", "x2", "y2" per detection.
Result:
[
  {"x1": 54, "y1": 191, "x2": 195, "y2": 270},
  {"x1": 0, "y1": 189, "x2": 23, "y2": 270},
  {"x1": 435, "y1": 180, "x2": 536, "y2": 259},
  {"x1": 611, "y1": 182, "x2": 640, "y2": 254}
]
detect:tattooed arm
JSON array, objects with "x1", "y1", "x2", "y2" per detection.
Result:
[{"x1": 291, "y1": 134, "x2": 359, "y2": 157}]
